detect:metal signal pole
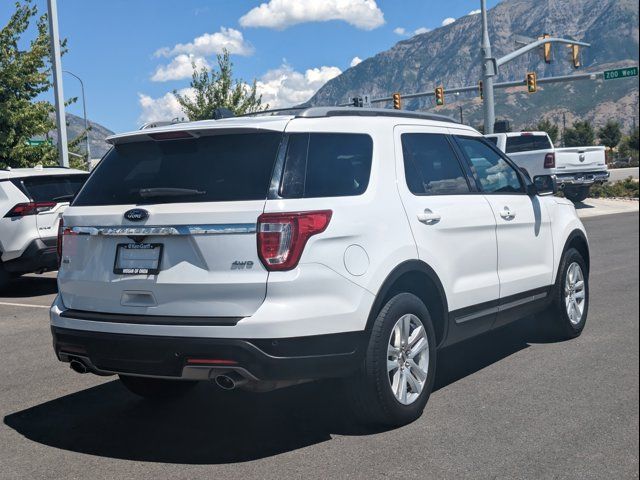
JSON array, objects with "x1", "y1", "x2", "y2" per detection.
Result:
[
  {"x1": 47, "y1": 0, "x2": 69, "y2": 167},
  {"x1": 480, "y1": 0, "x2": 496, "y2": 134}
]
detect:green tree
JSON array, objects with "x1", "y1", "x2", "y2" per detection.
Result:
[
  {"x1": 0, "y1": 1, "x2": 58, "y2": 168},
  {"x1": 173, "y1": 50, "x2": 267, "y2": 120},
  {"x1": 536, "y1": 118, "x2": 559, "y2": 145},
  {"x1": 597, "y1": 120, "x2": 622, "y2": 151},
  {"x1": 624, "y1": 126, "x2": 639, "y2": 152},
  {"x1": 563, "y1": 120, "x2": 595, "y2": 147}
]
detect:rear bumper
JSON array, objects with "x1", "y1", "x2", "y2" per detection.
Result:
[
  {"x1": 556, "y1": 171, "x2": 609, "y2": 187},
  {"x1": 3, "y1": 237, "x2": 57, "y2": 274},
  {"x1": 52, "y1": 326, "x2": 365, "y2": 381}
]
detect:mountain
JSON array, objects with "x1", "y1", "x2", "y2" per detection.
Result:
[
  {"x1": 46, "y1": 113, "x2": 114, "y2": 159},
  {"x1": 309, "y1": 0, "x2": 639, "y2": 133}
]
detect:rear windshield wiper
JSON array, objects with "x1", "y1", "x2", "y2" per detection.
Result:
[
  {"x1": 52, "y1": 194, "x2": 75, "y2": 202},
  {"x1": 137, "y1": 188, "x2": 206, "y2": 198}
]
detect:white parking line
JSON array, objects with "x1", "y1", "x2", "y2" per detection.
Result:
[{"x1": 0, "y1": 301, "x2": 50, "y2": 309}]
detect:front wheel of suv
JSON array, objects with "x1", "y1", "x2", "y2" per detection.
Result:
[
  {"x1": 119, "y1": 375, "x2": 198, "y2": 400},
  {"x1": 346, "y1": 293, "x2": 437, "y2": 427},
  {"x1": 545, "y1": 247, "x2": 589, "y2": 340}
]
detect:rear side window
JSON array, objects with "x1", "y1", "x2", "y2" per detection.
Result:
[
  {"x1": 401, "y1": 133, "x2": 470, "y2": 195},
  {"x1": 279, "y1": 133, "x2": 373, "y2": 198},
  {"x1": 485, "y1": 137, "x2": 498, "y2": 146},
  {"x1": 505, "y1": 135, "x2": 552, "y2": 153},
  {"x1": 18, "y1": 174, "x2": 88, "y2": 202},
  {"x1": 73, "y1": 133, "x2": 282, "y2": 206},
  {"x1": 455, "y1": 136, "x2": 523, "y2": 194}
]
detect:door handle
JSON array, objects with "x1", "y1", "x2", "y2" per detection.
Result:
[
  {"x1": 499, "y1": 207, "x2": 516, "y2": 220},
  {"x1": 417, "y1": 209, "x2": 441, "y2": 225}
]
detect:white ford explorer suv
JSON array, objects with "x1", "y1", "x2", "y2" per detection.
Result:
[
  {"x1": 0, "y1": 166, "x2": 88, "y2": 289},
  {"x1": 51, "y1": 107, "x2": 590, "y2": 426}
]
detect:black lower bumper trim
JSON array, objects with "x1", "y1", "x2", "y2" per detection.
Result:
[
  {"x1": 52, "y1": 327, "x2": 366, "y2": 381},
  {"x1": 3, "y1": 237, "x2": 58, "y2": 274}
]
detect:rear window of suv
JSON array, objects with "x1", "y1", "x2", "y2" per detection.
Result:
[
  {"x1": 279, "y1": 133, "x2": 373, "y2": 198},
  {"x1": 73, "y1": 133, "x2": 282, "y2": 206},
  {"x1": 17, "y1": 174, "x2": 88, "y2": 203},
  {"x1": 505, "y1": 135, "x2": 553, "y2": 153}
]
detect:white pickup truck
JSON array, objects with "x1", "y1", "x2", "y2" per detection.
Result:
[{"x1": 485, "y1": 132, "x2": 609, "y2": 203}]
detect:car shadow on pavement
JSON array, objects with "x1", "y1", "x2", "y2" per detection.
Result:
[
  {"x1": 1, "y1": 274, "x2": 57, "y2": 298},
  {"x1": 4, "y1": 315, "x2": 562, "y2": 465}
]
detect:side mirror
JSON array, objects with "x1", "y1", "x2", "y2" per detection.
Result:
[{"x1": 532, "y1": 175, "x2": 558, "y2": 196}]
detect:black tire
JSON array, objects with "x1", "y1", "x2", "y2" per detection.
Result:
[
  {"x1": 0, "y1": 262, "x2": 10, "y2": 291},
  {"x1": 546, "y1": 248, "x2": 589, "y2": 340},
  {"x1": 119, "y1": 375, "x2": 198, "y2": 400},
  {"x1": 564, "y1": 186, "x2": 590, "y2": 203},
  {"x1": 345, "y1": 293, "x2": 437, "y2": 427}
]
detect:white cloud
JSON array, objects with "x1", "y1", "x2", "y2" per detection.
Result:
[
  {"x1": 468, "y1": 9, "x2": 481, "y2": 15},
  {"x1": 393, "y1": 27, "x2": 407, "y2": 36},
  {"x1": 239, "y1": 0, "x2": 385, "y2": 30},
  {"x1": 151, "y1": 54, "x2": 210, "y2": 82},
  {"x1": 155, "y1": 27, "x2": 253, "y2": 58},
  {"x1": 350, "y1": 56, "x2": 363, "y2": 67},
  {"x1": 441, "y1": 17, "x2": 456, "y2": 26},
  {"x1": 414, "y1": 27, "x2": 430, "y2": 35},
  {"x1": 256, "y1": 64, "x2": 342, "y2": 107},
  {"x1": 138, "y1": 88, "x2": 194, "y2": 125}
]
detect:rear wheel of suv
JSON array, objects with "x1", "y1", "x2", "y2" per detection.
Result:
[
  {"x1": 0, "y1": 262, "x2": 10, "y2": 291},
  {"x1": 119, "y1": 375, "x2": 198, "y2": 400},
  {"x1": 564, "y1": 186, "x2": 590, "y2": 203},
  {"x1": 346, "y1": 293, "x2": 436, "y2": 427},
  {"x1": 545, "y1": 248, "x2": 589, "y2": 340}
]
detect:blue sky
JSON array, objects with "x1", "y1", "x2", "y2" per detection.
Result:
[{"x1": 1, "y1": 0, "x2": 499, "y2": 133}]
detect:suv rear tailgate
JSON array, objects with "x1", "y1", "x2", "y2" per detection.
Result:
[
  {"x1": 59, "y1": 202, "x2": 267, "y2": 317},
  {"x1": 58, "y1": 129, "x2": 284, "y2": 318}
]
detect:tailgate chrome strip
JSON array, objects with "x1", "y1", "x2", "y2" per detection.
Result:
[{"x1": 70, "y1": 224, "x2": 256, "y2": 236}]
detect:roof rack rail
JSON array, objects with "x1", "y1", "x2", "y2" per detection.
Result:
[
  {"x1": 238, "y1": 105, "x2": 310, "y2": 117},
  {"x1": 295, "y1": 106, "x2": 459, "y2": 123}
]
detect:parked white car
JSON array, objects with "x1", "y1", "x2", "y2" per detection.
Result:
[
  {"x1": 0, "y1": 166, "x2": 88, "y2": 289},
  {"x1": 51, "y1": 108, "x2": 590, "y2": 426},
  {"x1": 485, "y1": 131, "x2": 609, "y2": 202}
]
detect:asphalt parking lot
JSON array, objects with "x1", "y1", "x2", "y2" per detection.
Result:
[{"x1": 1, "y1": 211, "x2": 638, "y2": 480}]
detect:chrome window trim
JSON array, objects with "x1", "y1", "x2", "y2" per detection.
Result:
[{"x1": 69, "y1": 224, "x2": 256, "y2": 236}]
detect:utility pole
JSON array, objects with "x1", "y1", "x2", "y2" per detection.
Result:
[
  {"x1": 562, "y1": 112, "x2": 567, "y2": 147},
  {"x1": 480, "y1": 0, "x2": 496, "y2": 134},
  {"x1": 47, "y1": 0, "x2": 69, "y2": 167}
]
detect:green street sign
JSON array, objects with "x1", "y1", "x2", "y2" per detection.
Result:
[
  {"x1": 26, "y1": 139, "x2": 50, "y2": 146},
  {"x1": 603, "y1": 67, "x2": 638, "y2": 81}
]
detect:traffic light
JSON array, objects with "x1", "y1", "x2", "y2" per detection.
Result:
[
  {"x1": 542, "y1": 33, "x2": 551, "y2": 63},
  {"x1": 435, "y1": 86, "x2": 445, "y2": 106},
  {"x1": 352, "y1": 96, "x2": 363, "y2": 107},
  {"x1": 478, "y1": 80, "x2": 483, "y2": 100},
  {"x1": 392, "y1": 92, "x2": 401, "y2": 110},
  {"x1": 570, "y1": 44, "x2": 580, "y2": 68},
  {"x1": 526, "y1": 72, "x2": 537, "y2": 93}
]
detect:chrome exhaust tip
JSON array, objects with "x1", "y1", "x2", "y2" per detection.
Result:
[
  {"x1": 69, "y1": 359, "x2": 88, "y2": 374},
  {"x1": 214, "y1": 372, "x2": 247, "y2": 390}
]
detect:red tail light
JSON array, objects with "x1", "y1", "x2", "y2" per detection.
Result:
[
  {"x1": 544, "y1": 152, "x2": 556, "y2": 168},
  {"x1": 57, "y1": 218, "x2": 75, "y2": 268},
  {"x1": 4, "y1": 201, "x2": 56, "y2": 218},
  {"x1": 257, "y1": 210, "x2": 332, "y2": 271}
]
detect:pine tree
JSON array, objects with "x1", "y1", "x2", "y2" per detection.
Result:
[
  {"x1": 563, "y1": 120, "x2": 595, "y2": 147},
  {"x1": 597, "y1": 120, "x2": 622, "y2": 151},
  {"x1": 173, "y1": 50, "x2": 267, "y2": 120}
]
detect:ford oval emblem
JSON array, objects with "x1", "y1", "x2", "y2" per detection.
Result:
[{"x1": 124, "y1": 209, "x2": 149, "y2": 222}]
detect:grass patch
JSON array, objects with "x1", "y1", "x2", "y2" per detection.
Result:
[{"x1": 590, "y1": 177, "x2": 639, "y2": 199}]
